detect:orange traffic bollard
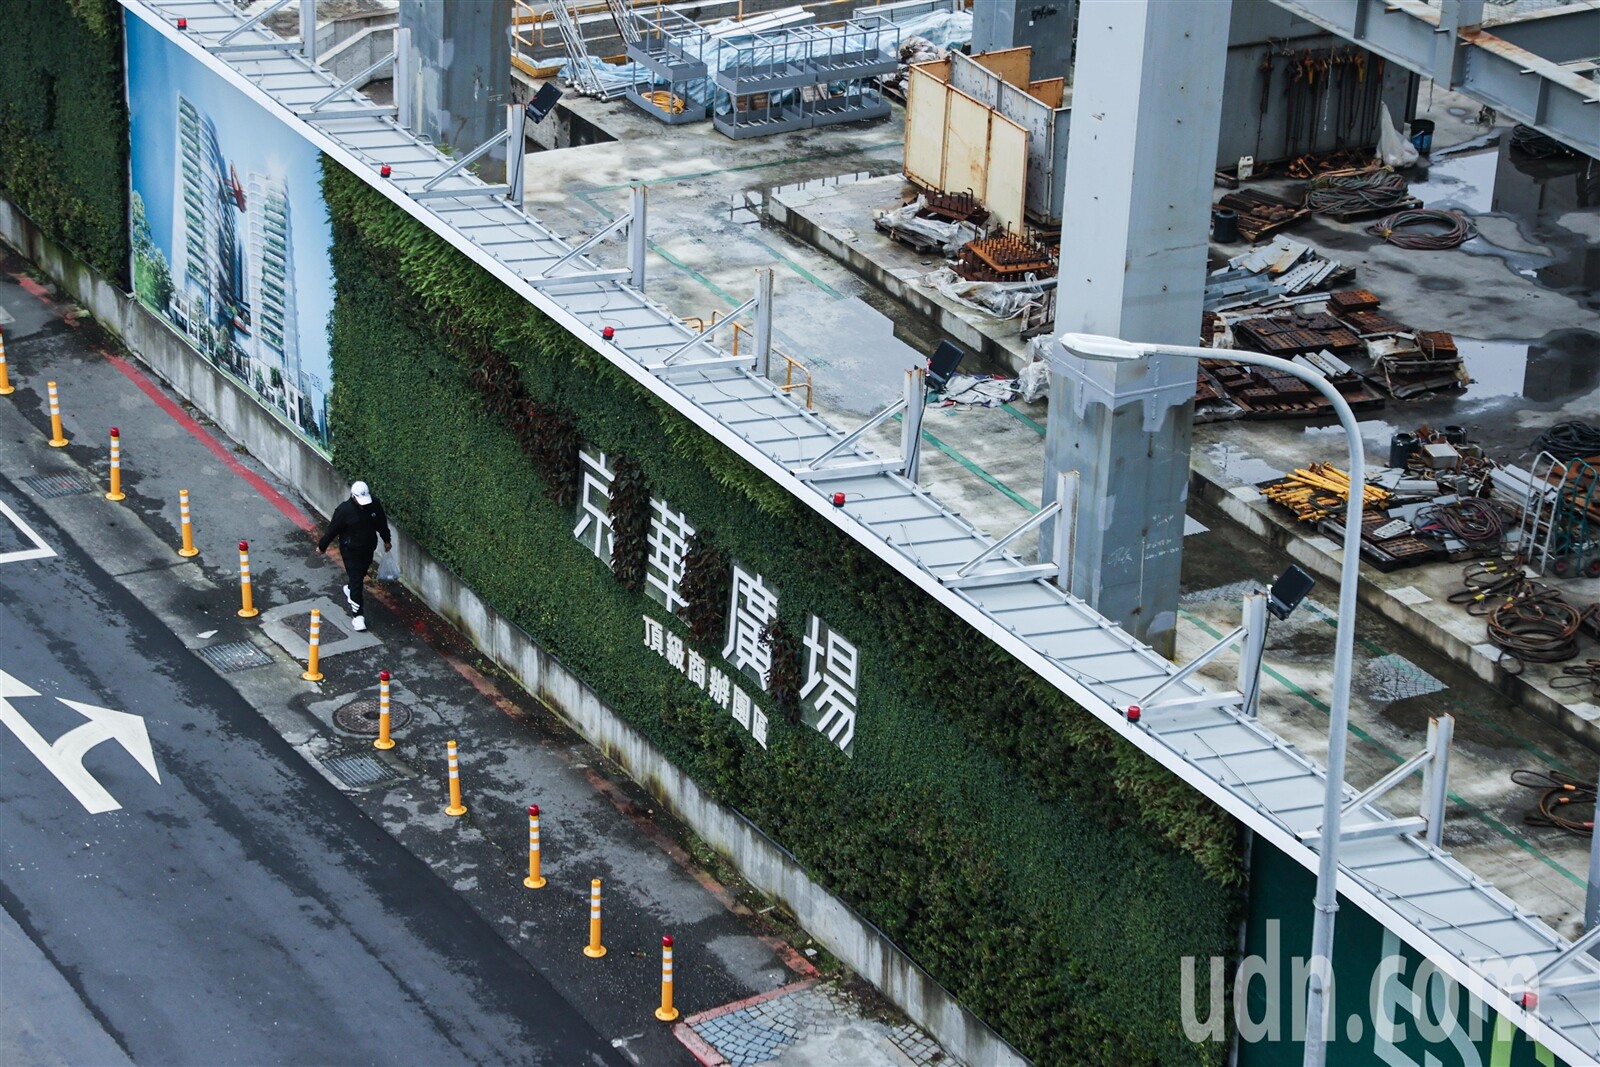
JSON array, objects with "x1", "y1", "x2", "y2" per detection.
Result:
[
  {"x1": 301, "y1": 608, "x2": 324, "y2": 681},
  {"x1": 0, "y1": 328, "x2": 14, "y2": 395},
  {"x1": 374, "y1": 671, "x2": 395, "y2": 750},
  {"x1": 445, "y1": 739, "x2": 467, "y2": 816},
  {"x1": 583, "y1": 878, "x2": 607, "y2": 958},
  {"x1": 237, "y1": 540, "x2": 259, "y2": 618},
  {"x1": 523, "y1": 805, "x2": 546, "y2": 889},
  {"x1": 105, "y1": 428, "x2": 126, "y2": 501},
  {"x1": 655, "y1": 935, "x2": 679, "y2": 1021},
  {"x1": 177, "y1": 489, "x2": 199, "y2": 557},
  {"x1": 46, "y1": 381, "x2": 68, "y2": 447}
]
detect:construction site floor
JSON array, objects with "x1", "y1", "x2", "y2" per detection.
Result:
[{"x1": 516, "y1": 86, "x2": 1600, "y2": 938}]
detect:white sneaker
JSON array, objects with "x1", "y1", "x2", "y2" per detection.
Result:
[
  {"x1": 351, "y1": 615, "x2": 368, "y2": 632},
  {"x1": 343, "y1": 585, "x2": 358, "y2": 614}
]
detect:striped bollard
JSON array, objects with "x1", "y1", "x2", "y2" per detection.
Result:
[
  {"x1": 105, "y1": 428, "x2": 126, "y2": 501},
  {"x1": 177, "y1": 489, "x2": 199, "y2": 557},
  {"x1": 301, "y1": 608, "x2": 324, "y2": 681},
  {"x1": 237, "y1": 540, "x2": 259, "y2": 618},
  {"x1": 523, "y1": 805, "x2": 546, "y2": 889},
  {"x1": 655, "y1": 935, "x2": 679, "y2": 1021},
  {"x1": 445, "y1": 739, "x2": 467, "y2": 816},
  {"x1": 0, "y1": 329, "x2": 14, "y2": 395},
  {"x1": 46, "y1": 381, "x2": 68, "y2": 447},
  {"x1": 373, "y1": 671, "x2": 395, "y2": 750},
  {"x1": 583, "y1": 878, "x2": 607, "y2": 958}
]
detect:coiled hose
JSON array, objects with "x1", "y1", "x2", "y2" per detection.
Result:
[
  {"x1": 1531, "y1": 421, "x2": 1600, "y2": 461},
  {"x1": 1307, "y1": 169, "x2": 1411, "y2": 214},
  {"x1": 1366, "y1": 208, "x2": 1478, "y2": 250},
  {"x1": 1512, "y1": 769, "x2": 1594, "y2": 836},
  {"x1": 1414, "y1": 498, "x2": 1518, "y2": 548}
]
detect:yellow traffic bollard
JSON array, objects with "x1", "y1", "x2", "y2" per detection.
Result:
[
  {"x1": 583, "y1": 878, "x2": 607, "y2": 958},
  {"x1": 46, "y1": 381, "x2": 68, "y2": 447},
  {"x1": 177, "y1": 489, "x2": 199, "y2": 557},
  {"x1": 105, "y1": 427, "x2": 126, "y2": 501},
  {"x1": 523, "y1": 805, "x2": 547, "y2": 889},
  {"x1": 237, "y1": 540, "x2": 259, "y2": 618},
  {"x1": 0, "y1": 329, "x2": 14, "y2": 395},
  {"x1": 301, "y1": 608, "x2": 325, "y2": 681},
  {"x1": 655, "y1": 935, "x2": 679, "y2": 1021},
  {"x1": 445, "y1": 739, "x2": 467, "y2": 816},
  {"x1": 373, "y1": 671, "x2": 395, "y2": 750}
]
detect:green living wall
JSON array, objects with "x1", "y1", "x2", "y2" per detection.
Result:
[
  {"x1": 0, "y1": 0, "x2": 130, "y2": 282},
  {"x1": 324, "y1": 159, "x2": 1244, "y2": 1065}
]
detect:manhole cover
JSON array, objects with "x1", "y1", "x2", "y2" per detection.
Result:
[
  {"x1": 334, "y1": 696, "x2": 415, "y2": 735},
  {"x1": 320, "y1": 752, "x2": 404, "y2": 789},
  {"x1": 1360, "y1": 653, "x2": 1446, "y2": 702},
  {"x1": 195, "y1": 640, "x2": 274, "y2": 673},
  {"x1": 22, "y1": 472, "x2": 93, "y2": 499},
  {"x1": 285, "y1": 612, "x2": 350, "y2": 644}
]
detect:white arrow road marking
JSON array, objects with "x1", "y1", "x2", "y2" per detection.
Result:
[
  {"x1": 0, "y1": 499, "x2": 55, "y2": 565},
  {"x1": 0, "y1": 668, "x2": 161, "y2": 814}
]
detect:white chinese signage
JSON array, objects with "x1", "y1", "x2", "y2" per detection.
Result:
[
  {"x1": 574, "y1": 447, "x2": 615, "y2": 563},
  {"x1": 583, "y1": 468, "x2": 860, "y2": 757},
  {"x1": 645, "y1": 614, "x2": 767, "y2": 748},
  {"x1": 802, "y1": 615, "x2": 858, "y2": 755}
]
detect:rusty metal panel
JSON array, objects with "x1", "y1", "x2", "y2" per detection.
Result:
[
  {"x1": 943, "y1": 89, "x2": 993, "y2": 206},
  {"x1": 986, "y1": 113, "x2": 1029, "y2": 233},
  {"x1": 903, "y1": 62, "x2": 951, "y2": 192}
]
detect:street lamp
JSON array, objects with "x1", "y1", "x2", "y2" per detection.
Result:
[{"x1": 1059, "y1": 333, "x2": 1362, "y2": 1067}]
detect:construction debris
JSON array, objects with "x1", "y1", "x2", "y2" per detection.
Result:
[
  {"x1": 1215, "y1": 188, "x2": 1310, "y2": 241},
  {"x1": 1262, "y1": 463, "x2": 1390, "y2": 522},
  {"x1": 874, "y1": 197, "x2": 984, "y2": 255},
  {"x1": 955, "y1": 233, "x2": 1059, "y2": 282}
]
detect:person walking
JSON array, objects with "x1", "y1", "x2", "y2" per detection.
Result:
[{"x1": 317, "y1": 480, "x2": 391, "y2": 632}]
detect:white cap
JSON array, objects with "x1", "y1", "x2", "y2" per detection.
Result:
[{"x1": 351, "y1": 480, "x2": 372, "y2": 505}]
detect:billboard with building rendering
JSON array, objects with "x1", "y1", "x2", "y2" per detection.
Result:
[{"x1": 125, "y1": 13, "x2": 334, "y2": 448}]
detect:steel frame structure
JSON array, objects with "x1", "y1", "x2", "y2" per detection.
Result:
[
  {"x1": 1268, "y1": 0, "x2": 1600, "y2": 158},
  {"x1": 126, "y1": 4, "x2": 1600, "y2": 1060}
]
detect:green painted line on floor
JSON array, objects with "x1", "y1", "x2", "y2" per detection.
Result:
[
  {"x1": 755, "y1": 238, "x2": 846, "y2": 299},
  {"x1": 590, "y1": 142, "x2": 904, "y2": 192},
  {"x1": 893, "y1": 412, "x2": 1039, "y2": 515},
  {"x1": 1001, "y1": 403, "x2": 1047, "y2": 437},
  {"x1": 1179, "y1": 607, "x2": 1585, "y2": 888}
]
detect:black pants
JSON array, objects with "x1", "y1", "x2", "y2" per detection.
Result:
[{"x1": 342, "y1": 543, "x2": 375, "y2": 615}]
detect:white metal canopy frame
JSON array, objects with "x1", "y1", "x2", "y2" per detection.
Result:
[{"x1": 124, "y1": 3, "x2": 1600, "y2": 1060}]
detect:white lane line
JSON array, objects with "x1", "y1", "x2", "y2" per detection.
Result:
[{"x1": 0, "y1": 498, "x2": 56, "y2": 565}]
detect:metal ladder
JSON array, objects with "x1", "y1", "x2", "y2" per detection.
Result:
[
  {"x1": 605, "y1": 0, "x2": 639, "y2": 47},
  {"x1": 545, "y1": 0, "x2": 604, "y2": 97},
  {"x1": 1519, "y1": 451, "x2": 1565, "y2": 575}
]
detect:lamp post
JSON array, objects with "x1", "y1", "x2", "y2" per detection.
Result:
[{"x1": 1059, "y1": 333, "x2": 1363, "y2": 1066}]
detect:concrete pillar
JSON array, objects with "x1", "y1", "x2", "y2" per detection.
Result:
[
  {"x1": 971, "y1": 0, "x2": 1076, "y2": 82},
  {"x1": 397, "y1": 0, "x2": 514, "y2": 180},
  {"x1": 1041, "y1": 0, "x2": 1231, "y2": 657}
]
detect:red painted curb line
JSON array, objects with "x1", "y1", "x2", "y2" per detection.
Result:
[
  {"x1": 104, "y1": 353, "x2": 316, "y2": 533},
  {"x1": 672, "y1": 1021, "x2": 731, "y2": 1067},
  {"x1": 682, "y1": 978, "x2": 817, "y2": 1027}
]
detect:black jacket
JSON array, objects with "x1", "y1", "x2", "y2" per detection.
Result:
[{"x1": 318, "y1": 497, "x2": 391, "y2": 555}]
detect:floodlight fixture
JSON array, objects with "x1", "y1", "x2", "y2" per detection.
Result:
[{"x1": 1268, "y1": 564, "x2": 1317, "y2": 621}]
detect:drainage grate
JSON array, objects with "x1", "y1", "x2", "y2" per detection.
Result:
[
  {"x1": 285, "y1": 612, "x2": 350, "y2": 644},
  {"x1": 195, "y1": 640, "x2": 274, "y2": 673},
  {"x1": 334, "y1": 697, "x2": 414, "y2": 736},
  {"x1": 22, "y1": 472, "x2": 93, "y2": 499},
  {"x1": 1360, "y1": 653, "x2": 1447, "y2": 702},
  {"x1": 321, "y1": 752, "x2": 405, "y2": 789}
]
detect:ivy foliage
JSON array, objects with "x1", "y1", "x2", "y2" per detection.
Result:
[
  {"x1": 0, "y1": 0, "x2": 130, "y2": 282},
  {"x1": 324, "y1": 158, "x2": 1242, "y2": 1065}
]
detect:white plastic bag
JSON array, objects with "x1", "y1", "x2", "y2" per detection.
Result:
[
  {"x1": 377, "y1": 547, "x2": 399, "y2": 582},
  {"x1": 1377, "y1": 103, "x2": 1419, "y2": 168}
]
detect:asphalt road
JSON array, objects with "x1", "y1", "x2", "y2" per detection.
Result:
[{"x1": 0, "y1": 469, "x2": 623, "y2": 1066}]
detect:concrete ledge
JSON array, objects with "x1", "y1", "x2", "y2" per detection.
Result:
[
  {"x1": 1189, "y1": 461, "x2": 1600, "y2": 749},
  {"x1": 0, "y1": 197, "x2": 1027, "y2": 1067},
  {"x1": 767, "y1": 178, "x2": 1035, "y2": 376}
]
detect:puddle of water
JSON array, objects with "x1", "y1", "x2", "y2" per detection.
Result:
[{"x1": 1411, "y1": 146, "x2": 1499, "y2": 215}]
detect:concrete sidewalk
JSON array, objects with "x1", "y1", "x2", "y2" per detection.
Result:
[{"x1": 0, "y1": 251, "x2": 951, "y2": 1067}]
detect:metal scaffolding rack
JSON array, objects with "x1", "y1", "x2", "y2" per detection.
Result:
[
  {"x1": 712, "y1": 15, "x2": 897, "y2": 139},
  {"x1": 622, "y1": 9, "x2": 711, "y2": 126}
]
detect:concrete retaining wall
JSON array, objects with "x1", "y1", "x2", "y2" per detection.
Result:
[{"x1": 0, "y1": 197, "x2": 1027, "y2": 1067}]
